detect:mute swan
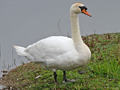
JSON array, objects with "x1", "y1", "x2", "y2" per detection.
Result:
[{"x1": 13, "y1": 3, "x2": 91, "y2": 83}]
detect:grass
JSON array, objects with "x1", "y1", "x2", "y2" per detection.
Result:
[{"x1": 1, "y1": 32, "x2": 120, "y2": 90}]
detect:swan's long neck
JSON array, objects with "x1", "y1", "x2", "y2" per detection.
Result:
[{"x1": 70, "y1": 12, "x2": 84, "y2": 51}]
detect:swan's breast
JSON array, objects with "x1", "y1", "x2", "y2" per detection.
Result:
[{"x1": 78, "y1": 44, "x2": 91, "y2": 65}]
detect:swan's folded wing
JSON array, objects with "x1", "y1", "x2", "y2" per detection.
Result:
[{"x1": 25, "y1": 36, "x2": 76, "y2": 62}]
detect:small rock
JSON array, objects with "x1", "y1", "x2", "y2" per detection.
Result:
[
  {"x1": 2, "y1": 74, "x2": 8, "y2": 77},
  {"x1": 78, "y1": 70, "x2": 85, "y2": 74},
  {"x1": 1, "y1": 70, "x2": 8, "y2": 73},
  {"x1": 35, "y1": 75, "x2": 41, "y2": 79}
]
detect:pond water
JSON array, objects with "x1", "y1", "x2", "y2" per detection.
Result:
[{"x1": 0, "y1": 84, "x2": 6, "y2": 89}]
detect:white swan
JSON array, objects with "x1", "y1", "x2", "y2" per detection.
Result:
[{"x1": 13, "y1": 3, "x2": 91, "y2": 83}]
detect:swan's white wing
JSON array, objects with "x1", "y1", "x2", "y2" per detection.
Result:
[{"x1": 25, "y1": 36, "x2": 76, "y2": 63}]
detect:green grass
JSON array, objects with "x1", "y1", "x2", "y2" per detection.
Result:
[{"x1": 1, "y1": 32, "x2": 120, "y2": 90}]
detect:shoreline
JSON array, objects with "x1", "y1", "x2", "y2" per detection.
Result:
[{"x1": 0, "y1": 33, "x2": 120, "y2": 89}]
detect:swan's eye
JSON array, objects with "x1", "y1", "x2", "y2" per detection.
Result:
[{"x1": 79, "y1": 6, "x2": 87, "y2": 11}]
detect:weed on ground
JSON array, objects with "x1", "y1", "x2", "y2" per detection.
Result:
[{"x1": 1, "y1": 33, "x2": 120, "y2": 90}]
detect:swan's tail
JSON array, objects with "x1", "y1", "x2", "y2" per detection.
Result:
[
  {"x1": 13, "y1": 45, "x2": 34, "y2": 60},
  {"x1": 13, "y1": 45, "x2": 27, "y2": 56}
]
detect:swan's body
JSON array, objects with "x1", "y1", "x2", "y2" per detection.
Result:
[
  {"x1": 14, "y1": 3, "x2": 92, "y2": 83},
  {"x1": 15, "y1": 36, "x2": 90, "y2": 71}
]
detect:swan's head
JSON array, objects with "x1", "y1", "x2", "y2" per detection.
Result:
[{"x1": 70, "y1": 3, "x2": 91, "y2": 17}]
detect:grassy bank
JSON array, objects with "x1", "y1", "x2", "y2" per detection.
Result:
[{"x1": 1, "y1": 33, "x2": 120, "y2": 90}]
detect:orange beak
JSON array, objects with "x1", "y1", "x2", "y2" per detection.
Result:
[{"x1": 82, "y1": 9, "x2": 92, "y2": 17}]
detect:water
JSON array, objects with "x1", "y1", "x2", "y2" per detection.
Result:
[
  {"x1": 0, "y1": 74, "x2": 6, "y2": 89},
  {"x1": 0, "y1": 85, "x2": 5, "y2": 89},
  {"x1": 0, "y1": 84, "x2": 6, "y2": 89}
]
